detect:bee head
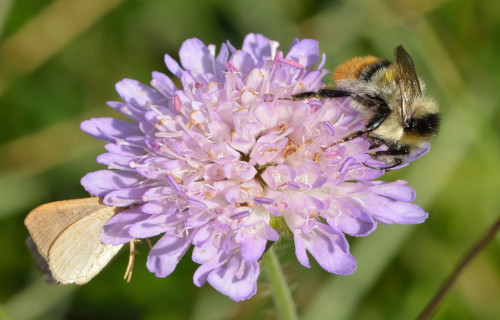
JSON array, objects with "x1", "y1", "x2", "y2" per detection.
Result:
[{"x1": 403, "y1": 112, "x2": 440, "y2": 136}]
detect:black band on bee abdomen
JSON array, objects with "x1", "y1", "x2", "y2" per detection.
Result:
[
  {"x1": 361, "y1": 59, "x2": 392, "y2": 82},
  {"x1": 405, "y1": 113, "x2": 440, "y2": 135}
]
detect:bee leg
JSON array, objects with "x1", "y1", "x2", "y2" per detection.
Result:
[
  {"x1": 321, "y1": 126, "x2": 369, "y2": 151},
  {"x1": 291, "y1": 89, "x2": 387, "y2": 110},
  {"x1": 362, "y1": 157, "x2": 404, "y2": 170},
  {"x1": 325, "y1": 129, "x2": 366, "y2": 148},
  {"x1": 288, "y1": 89, "x2": 354, "y2": 101},
  {"x1": 322, "y1": 112, "x2": 390, "y2": 151},
  {"x1": 363, "y1": 145, "x2": 409, "y2": 170}
]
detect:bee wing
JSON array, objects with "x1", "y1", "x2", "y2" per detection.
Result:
[
  {"x1": 25, "y1": 198, "x2": 124, "y2": 284},
  {"x1": 395, "y1": 45, "x2": 422, "y2": 126}
]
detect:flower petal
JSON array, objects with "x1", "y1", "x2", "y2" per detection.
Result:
[
  {"x1": 366, "y1": 180, "x2": 416, "y2": 202},
  {"x1": 229, "y1": 50, "x2": 256, "y2": 75},
  {"x1": 115, "y1": 79, "x2": 165, "y2": 109},
  {"x1": 164, "y1": 54, "x2": 184, "y2": 78},
  {"x1": 325, "y1": 200, "x2": 377, "y2": 237},
  {"x1": 294, "y1": 223, "x2": 356, "y2": 275},
  {"x1": 129, "y1": 213, "x2": 170, "y2": 238},
  {"x1": 207, "y1": 256, "x2": 259, "y2": 301},
  {"x1": 147, "y1": 233, "x2": 192, "y2": 277},
  {"x1": 80, "y1": 117, "x2": 140, "y2": 142},
  {"x1": 81, "y1": 170, "x2": 141, "y2": 197},
  {"x1": 241, "y1": 33, "x2": 271, "y2": 65},
  {"x1": 286, "y1": 39, "x2": 319, "y2": 68},
  {"x1": 101, "y1": 206, "x2": 148, "y2": 245},
  {"x1": 151, "y1": 71, "x2": 178, "y2": 98},
  {"x1": 104, "y1": 186, "x2": 150, "y2": 207},
  {"x1": 354, "y1": 191, "x2": 428, "y2": 224},
  {"x1": 179, "y1": 38, "x2": 212, "y2": 75}
]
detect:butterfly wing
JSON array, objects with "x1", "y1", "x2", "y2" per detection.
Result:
[
  {"x1": 25, "y1": 198, "x2": 124, "y2": 284},
  {"x1": 48, "y1": 205, "x2": 123, "y2": 284}
]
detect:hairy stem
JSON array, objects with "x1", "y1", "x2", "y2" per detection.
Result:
[{"x1": 262, "y1": 246, "x2": 299, "y2": 320}]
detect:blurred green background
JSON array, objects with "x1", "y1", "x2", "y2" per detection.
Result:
[{"x1": 1, "y1": 0, "x2": 499, "y2": 319}]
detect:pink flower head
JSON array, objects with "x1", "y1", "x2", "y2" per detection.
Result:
[{"x1": 81, "y1": 34, "x2": 428, "y2": 301}]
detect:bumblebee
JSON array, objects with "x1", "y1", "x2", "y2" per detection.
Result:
[{"x1": 290, "y1": 45, "x2": 440, "y2": 169}]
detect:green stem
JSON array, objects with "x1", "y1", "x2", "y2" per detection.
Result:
[{"x1": 262, "y1": 247, "x2": 299, "y2": 320}]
